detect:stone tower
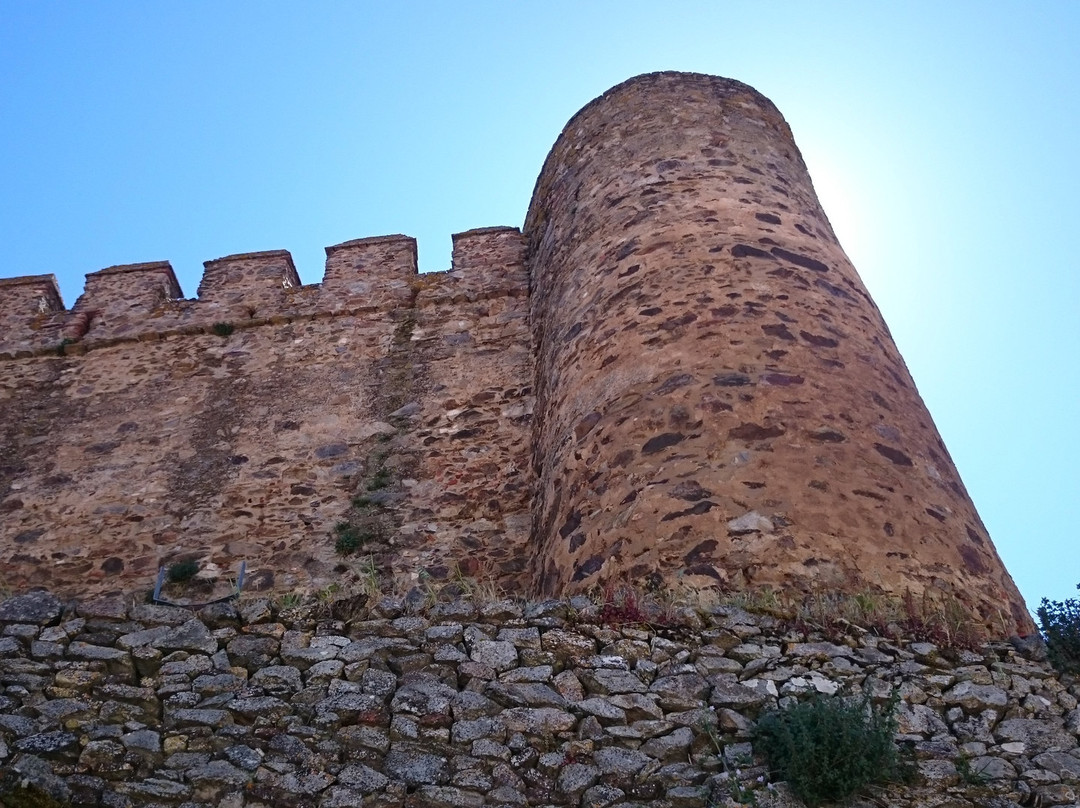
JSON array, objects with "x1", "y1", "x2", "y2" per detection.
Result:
[{"x1": 524, "y1": 72, "x2": 1030, "y2": 632}]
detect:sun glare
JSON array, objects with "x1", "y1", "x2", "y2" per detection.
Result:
[{"x1": 804, "y1": 153, "x2": 868, "y2": 266}]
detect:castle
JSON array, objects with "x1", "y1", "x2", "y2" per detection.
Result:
[{"x1": 0, "y1": 72, "x2": 1032, "y2": 635}]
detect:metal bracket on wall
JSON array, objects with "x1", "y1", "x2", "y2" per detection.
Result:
[{"x1": 152, "y1": 560, "x2": 246, "y2": 608}]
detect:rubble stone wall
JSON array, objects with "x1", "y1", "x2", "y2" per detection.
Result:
[
  {"x1": 0, "y1": 229, "x2": 535, "y2": 598},
  {"x1": 0, "y1": 590, "x2": 1076, "y2": 808}
]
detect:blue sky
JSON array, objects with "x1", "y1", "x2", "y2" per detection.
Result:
[{"x1": 1, "y1": 2, "x2": 1077, "y2": 612}]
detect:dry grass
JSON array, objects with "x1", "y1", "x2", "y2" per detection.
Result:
[
  {"x1": 270, "y1": 563, "x2": 990, "y2": 651},
  {"x1": 785, "y1": 588, "x2": 986, "y2": 650}
]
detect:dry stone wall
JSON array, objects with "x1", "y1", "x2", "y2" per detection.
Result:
[
  {"x1": 0, "y1": 71, "x2": 1032, "y2": 635},
  {"x1": 0, "y1": 589, "x2": 1077, "y2": 808}
]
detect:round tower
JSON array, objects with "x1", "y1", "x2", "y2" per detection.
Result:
[{"x1": 524, "y1": 72, "x2": 1031, "y2": 634}]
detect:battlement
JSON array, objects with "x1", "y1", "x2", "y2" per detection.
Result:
[
  {"x1": 0, "y1": 227, "x2": 527, "y2": 357},
  {"x1": 198, "y1": 250, "x2": 300, "y2": 317},
  {"x1": 0, "y1": 272, "x2": 64, "y2": 312},
  {"x1": 451, "y1": 226, "x2": 526, "y2": 271},
  {"x1": 68, "y1": 261, "x2": 183, "y2": 341}
]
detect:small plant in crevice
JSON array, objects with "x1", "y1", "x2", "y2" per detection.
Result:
[
  {"x1": 276, "y1": 591, "x2": 303, "y2": 610},
  {"x1": 794, "y1": 589, "x2": 891, "y2": 637},
  {"x1": 955, "y1": 752, "x2": 991, "y2": 786},
  {"x1": 1037, "y1": 583, "x2": 1080, "y2": 675},
  {"x1": 898, "y1": 589, "x2": 984, "y2": 651},
  {"x1": 333, "y1": 521, "x2": 369, "y2": 556},
  {"x1": 698, "y1": 717, "x2": 767, "y2": 807},
  {"x1": 366, "y1": 466, "x2": 393, "y2": 492},
  {"x1": 441, "y1": 562, "x2": 505, "y2": 603},
  {"x1": 789, "y1": 588, "x2": 986, "y2": 651},
  {"x1": 576, "y1": 580, "x2": 707, "y2": 628},
  {"x1": 211, "y1": 321, "x2": 235, "y2": 337},
  {"x1": 315, "y1": 583, "x2": 341, "y2": 603},
  {"x1": 402, "y1": 568, "x2": 442, "y2": 613},
  {"x1": 752, "y1": 687, "x2": 914, "y2": 807},
  {"x1": 353, "y1": 555, "x2": 383, "y2": 599},
  {"x1": 595, "y1": 582, "x2": 650, "y2": 626},
  {"x1": 167, "y1": 559, "x2": 199, "y2": 584},
  {"x1": 714, "y1": 770, "x2": 764, "y2": 807},
  {"x1": 56, "y1": 337, "x2": 75, "y2": 356},
  {"x1": 698, "y1": 714, "x2": 723, "y2": 758},
  {"x1": 391, "y1": 310, "x2": 416, "y2": 346},
  {"x1": 729, "y1": 585, "x2": 791, "y2": 619}
]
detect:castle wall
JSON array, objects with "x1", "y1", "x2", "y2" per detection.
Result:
[
  {"x1": 0, "y1": 72, "x2": 1032, "y2": 636},
  {"x1": 399, "y1": 228, "x2": 535, "y2": 585},
  {"x1": 523, "y1": 73, "x2": 1031, "y2": 633},
  {"x1": 0, "y1": 229, "x2": 533, "y2": 597}
]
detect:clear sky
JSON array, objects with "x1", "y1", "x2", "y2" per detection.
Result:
[{"x1": 1, "y1": 2, "x2": 1077, "y2": 614}]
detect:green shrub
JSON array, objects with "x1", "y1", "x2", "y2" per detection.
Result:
[
  {"x1": 1037, "y1": 584, "x2": 1080, "y2": 675},
  {"x1": 211, "y1": 322, "x2": 235, "y2": 337},
  {"x1": 753, "y1": 688, "x2": 910, "y2": 807},
  {"x1": 334, "y1": 522, "x2": 367, "y2": 555},
  {"x1": 167, "y1": 559, "x2": 199, "y2": 583}
]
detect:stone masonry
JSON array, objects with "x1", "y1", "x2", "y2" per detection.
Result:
[
  {"x1": 0, "y1": 589, "x2": 1077, "y2": 808},
  {"x1": 0, "y1": 72, "x2": 1032, "y2": 635}
]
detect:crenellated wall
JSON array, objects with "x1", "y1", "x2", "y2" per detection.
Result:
[
  {"x1": 0, "y1": 231, "x2": 517, "y2": 359},
  {"x1": 0, "y1": 228, "x2": 534, "y2": 598},
  {"x1": 0, "y1": 72, "x2": 1033, "y2": 635}
]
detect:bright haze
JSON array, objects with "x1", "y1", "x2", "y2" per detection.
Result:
[{"x1": 1, "y1": 2, "x2": 1077, "y2": 613}]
